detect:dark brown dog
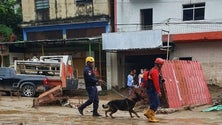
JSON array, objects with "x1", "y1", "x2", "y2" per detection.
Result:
[{"x1": 102, "y1": 88, "x2": 144, "y2": 118}]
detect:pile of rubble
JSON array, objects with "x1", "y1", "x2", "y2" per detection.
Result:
[
  {"x1": 213, "y1": 93, "x2": 222, "y2": 105},
  {"x1": 208, "y1": 84, "x2": 222, "y2": 105}
]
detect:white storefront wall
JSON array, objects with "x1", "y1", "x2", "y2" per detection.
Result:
[
  {"x1": 116, "y1": 0, "x2": 222, "y2": 34},
  {"x1": 107, "y1": 0, "x2": 222, "y2": 87}
]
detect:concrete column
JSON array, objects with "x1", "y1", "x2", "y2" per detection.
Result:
[
  {"x1": 106, "y1": 52, "x2": 118, "y2": 90},
  {"x1": 106, "y1": 52, "x2": 112, "y2": 90},
  {"x1": 118, "y1": 54, "x2": 126, "y2": 88}
]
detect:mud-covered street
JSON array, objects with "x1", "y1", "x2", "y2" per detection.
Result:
[{"x1": 0, "y1": 86, "x2": 222, "y2": 125}]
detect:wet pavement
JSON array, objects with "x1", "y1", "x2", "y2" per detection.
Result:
[{"x1": 0, "y1": 96, "x2": 222, "y2": 125}]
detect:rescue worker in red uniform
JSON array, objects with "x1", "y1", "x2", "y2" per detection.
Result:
[
  {"x1": 144, "y1": 58, "x2": 165, "y2": 122},
  {"x1": 78, "y1": 56, "x2": 103, "y2": 116}
]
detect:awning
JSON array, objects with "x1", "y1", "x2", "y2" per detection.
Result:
[
  {"x1": 0, "y1": 36, "x2": 102, "y2": 45},
  {"x1": 102, "y1": 30, "x2": 162, "y2": 51}
]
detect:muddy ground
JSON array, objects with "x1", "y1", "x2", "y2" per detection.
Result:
[{"x1": 0, "y1": 85, "x2": 222, "y2": 125}]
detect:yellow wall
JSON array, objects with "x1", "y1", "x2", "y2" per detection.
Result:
[
  {"x1": 94, "y1": 0, "x2": 109, "y2": 15},
  {"x1": 22, "y1": 0, "x2": 35, "y2": 22},
  {"x1": 22, "y1": 0, "x2": 109, "y2": 22}
]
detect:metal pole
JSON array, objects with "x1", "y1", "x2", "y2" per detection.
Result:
[
  {"x1": 41, "y1": 44, "x2": 44, "y2": 56},
  {"x1": 99, "y1": 41, "x2": 102, "y2": 78},
  {"x1": 166, "y1": 19, "x2": 170, "y2": 60},
  {"x1": 0, "y1": 55, "x2": 2, "y2": 67},
  {"x1": 92, "y1": 0, "x2": 94, "y2": 16},
  {"x1": 89, "y1": 40, "x2": 92, "y2": 56},
  {"x1": 167, "y1": 29, "x2": 170, "y2": 60}
]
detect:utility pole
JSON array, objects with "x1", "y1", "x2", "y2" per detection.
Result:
[{"x1": 166, "y1": 18, "x2": 170, "y2": 60}]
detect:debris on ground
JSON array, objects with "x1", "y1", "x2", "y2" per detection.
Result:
[
  {"x1": 202, "y1": 84, "x2": 222, "y2": 112},
  {"x1": 213, "y1": 93, "x2": 222, "y2": 105},
  {"x1": 157, "y1": 107, "x2": 179, "y2": 114},
  {"x1": 202, "y1": 105, "x2": 222, "y2": 112},
  {"x1": 208, "y1": 84, "x2": 222, "y2": 105}
]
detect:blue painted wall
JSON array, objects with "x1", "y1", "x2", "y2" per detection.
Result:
[{"x1": 22, "y1": 21, "x2": 110, "y2": 41}]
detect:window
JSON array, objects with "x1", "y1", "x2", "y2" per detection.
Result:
[
  {"x1": 179, "y1": 57, "x2": 192, "y2": 61},
  {"x1": 35, "y1": 0, "x2": 49, "y2": 21},
  {"x1": 183, "y1": 3, "x2": 205, "y2": 21},
  {"x1": 140, "y1": 9, "x2": 153, "y2": 30},
  {"x1": 76, "y1": 0, "x2": 92, "y2": 6}
]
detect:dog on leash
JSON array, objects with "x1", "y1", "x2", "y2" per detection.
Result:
[{"x1": 102, "y1": 88, "x2": 144, "y2": 118}]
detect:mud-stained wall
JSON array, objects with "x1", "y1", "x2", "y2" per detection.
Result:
[
  {"x1": 50, "y1": 0, "x2": 67, "y2": 19},
  {"x1": 170, "y1": 42, "x2": 222, "y2": 87},
  {"x1": 93, "y1": 0, "x2": 109, "y2": 15},
  {"x1": 202, "y1": 63, "x2": 222, "y2": 87},
  {"x1": 22, "y1": 0, "x2": 109, "y2": 22},
  {"x1": 22, "y1": 0, "x2": 35, "y2": 22}
]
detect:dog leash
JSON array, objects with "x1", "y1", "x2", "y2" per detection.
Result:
[{"x1": 102, "y1": 81, "x2": 128, "y2": 98}]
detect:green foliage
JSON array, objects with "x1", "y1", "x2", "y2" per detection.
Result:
[
  {"x1": 0, "y1": 0, "x2": 22, "y2": 41},
  {"x1": 0, "y1": 24, "x2": 13, "y2": 42}
]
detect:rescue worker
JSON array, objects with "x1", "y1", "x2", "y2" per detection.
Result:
[
  {"x1": 78, "y1": 56, "x2": 103, "y2": 116},
  {"x1": 144, "y1": 57, "x2": 165, "y2": 122}
]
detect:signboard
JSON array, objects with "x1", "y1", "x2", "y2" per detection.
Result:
[{"x1": 102, "y1": 30, "x2": 162, "y2": 50}]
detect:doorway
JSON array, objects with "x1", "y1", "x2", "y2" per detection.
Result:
[{"x1": 124, "y1": 54, "x2": 166, "y2": 87}]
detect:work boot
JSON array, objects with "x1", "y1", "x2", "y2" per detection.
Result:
[
  {"x1": 148, "y1": 109, "x2": 159, "y2": 123},
  {"x1": 144, "y1": 109, "x2": 152, "y2": 120},
  {"x1": 78, "y1": 107, "x2": 84, "y2": 115}
]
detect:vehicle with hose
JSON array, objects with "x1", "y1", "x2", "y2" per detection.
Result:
[{"x1": 14, "y1": 55, "x2": 78, "y2": 107}]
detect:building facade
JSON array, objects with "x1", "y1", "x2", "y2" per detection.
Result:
[
  {"x1": 9, "y1": 0, "x2": 111, "y2": 81},
  {"x1": 3, "y1": 0, "x2": 222, "y2": 89},
  {"x1": 103, "y1": 0, "x2": 222, "y2": 88}
]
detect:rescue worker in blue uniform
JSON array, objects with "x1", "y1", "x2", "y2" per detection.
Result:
[{"x1": 78, "y1": 56, "x2": 103, "y2": 116}]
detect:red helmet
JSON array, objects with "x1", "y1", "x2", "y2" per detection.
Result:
[{"x1": 155, "y1": 58, "x2": 164, "y2": 65}]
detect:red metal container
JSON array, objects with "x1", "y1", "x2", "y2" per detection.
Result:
[{"x1": 162, "y1": 60, "x2": 212, "y2": 108}]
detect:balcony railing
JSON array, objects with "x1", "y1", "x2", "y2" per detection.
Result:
[{"x1": 116, "y1": 22, "x2": 222, "y2": 35}]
